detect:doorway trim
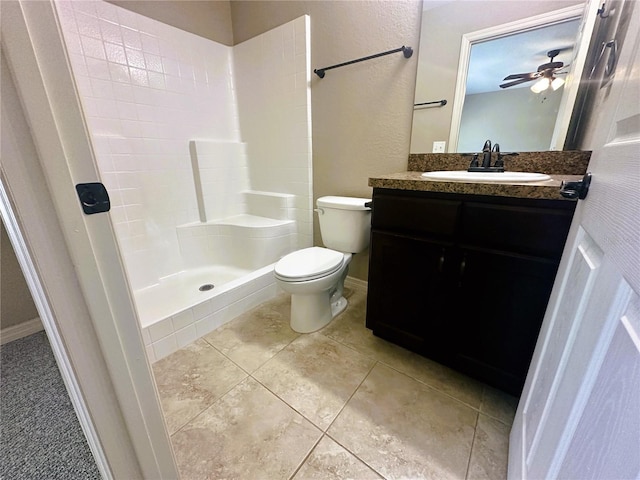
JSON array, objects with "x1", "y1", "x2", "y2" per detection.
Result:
[
  {"x1": 0, "y1": 182, "x2": 112, "y2": 479},
  {"x1": 1, "y1": 0, "x2": 178, "y2": 477}
]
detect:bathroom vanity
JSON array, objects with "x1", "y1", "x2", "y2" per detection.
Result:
[{"x1": 366, "y1": 152, "x2": 590, "y2": 396}]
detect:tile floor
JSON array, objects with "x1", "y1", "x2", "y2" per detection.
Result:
[{"x1": 152, "y1": 286, "x2": 518, "y2": 479}]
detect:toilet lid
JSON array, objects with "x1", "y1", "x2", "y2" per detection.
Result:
[{"x1": 275, "y1": 247, "x2": 344, "y2": 281}]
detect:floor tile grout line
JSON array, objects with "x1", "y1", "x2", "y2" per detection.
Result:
[
  {"x1": 162, "y1": 355, "x2": 508, "y2": 443},
  {"x1": 193, "y1": 319, "x2": 389, "y2": 433},
  {"x1": 200, "y1": 322, "x2": 301, "y2": 376},
  {"x1": 205, "y1": 288, "x2": 514, "y2": 428},
  {"x1": 323, "y1": 431, "x2": 388, "y2": 480},
  {"x1": 247, "y1": 372, "x2": 328, "y2": 431},
  {"x1": 233, "y1": 323, "x2": 378, "y2": 432},
  {"x1": 477, "y1": 387, "x2": 517, "y2": 427},
  {"x1": 199, "y1": 332, "x2": 333, "y2": 432},
  {"x1": 322, "y1": 358, "x2": 379, "y2": 431},
  {"x1": 168, "y1": 371, "x2": 249, "y2": 438},
  {"x1": 235, "y1": 374, "x2": 329, "y2": 480},
  {"x1": 315, "y1": 305, "x2": 518, "y2": 422},
  {"x1": 158, "y1": 289, "x2": 512, "y2": 478},
  {"x1": 464, "y1": 410, "x2": 481, "y2": 480},
  {"x1": 343, "y1": 291, "x2": 518, "y2": 416},
  {"x1": 319, "y1": 331, "x2": 376, "y2": 362},
  {"x1": 286, "y1": 433, "x2": 325, "y2": 480},
  {"x1": 154, "y1": 339, "x2": 250, "y2": 438},
  {"x1": 197, "y1": 307, "x2": 377, "y2": 434},
  {"x1": 244, "y1": 348, "x2": 378, "y2": 436},
  {"x1": 477, "y1": 410, "x2": 516, "y2": 427},
  {"x1": 168, "y1": 372, "x2": 322, "y2": 479},
  {"x1": 378, "y1": 359, "x2": 517, "y2": 426},
  {"x1": 378, "y1": 359, "x2": 487, "y2": 414},
  {"x1": 316, "y1": 360, "x2": 386, "y2": 477},
  {"x1": 247, "y1": 356, "x2": 376, "y2": 436},
  {"x1": 200, "y1": 336, "x2": 252, "y2": 374}
]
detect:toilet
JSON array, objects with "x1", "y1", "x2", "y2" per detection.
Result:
[{"x1": 274, "y1": 196, "x2": 372, "y2": 333}]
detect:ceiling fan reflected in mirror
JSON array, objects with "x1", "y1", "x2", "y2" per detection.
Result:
[{"x1": 500, "y1": 49, "x2": 569, "y2": 93}]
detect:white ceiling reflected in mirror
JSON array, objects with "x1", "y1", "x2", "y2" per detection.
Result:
[{"x1": 458, "y1": 18, "x2": 581, "y2": 152}]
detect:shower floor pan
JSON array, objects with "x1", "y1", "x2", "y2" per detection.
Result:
[{"x1": 136, "y1": 263, "x2": 279, "y2": 362}]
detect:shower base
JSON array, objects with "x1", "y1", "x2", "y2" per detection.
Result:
[{"x1": 136, "y1": 263, "x2": 279, "y2": 362}]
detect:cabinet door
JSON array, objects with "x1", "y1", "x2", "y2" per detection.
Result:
[
  {"x1": 366, "y1": 231, "x2": 452, "y2": 357},
  {"x1": 454, "y1": 248, "x2": 559, "y2": 395}
]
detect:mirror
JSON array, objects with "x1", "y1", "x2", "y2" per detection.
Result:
[
  {"x1": 410, "y1": 2, "x2": 596, "y2": 153},
  {"x1": 455, "y1": 20, "x2": 581, "y2": 152}
]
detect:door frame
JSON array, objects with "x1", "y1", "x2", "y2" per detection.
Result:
[
  {"x1": 0, "y1": 182, "x2": 112, "y2": 478},
  {"x1": 1, "y1": 1, "x2": 178, "y2": 477}
]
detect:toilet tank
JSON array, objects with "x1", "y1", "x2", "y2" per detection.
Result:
[{"x1": 316, "y1": 196, "x2": 372, "y2": 253}]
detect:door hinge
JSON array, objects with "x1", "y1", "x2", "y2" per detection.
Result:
[{"x1": 560, "y1": 172, "x2": 592, "y2": 200}]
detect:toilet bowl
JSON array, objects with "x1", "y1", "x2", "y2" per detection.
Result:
[
  {"x1": 275, "y1": 247, "x2": 352, "y2": 333},
  {"x1": 274, "y1": 196, "x2": 371, "y2": 333}
]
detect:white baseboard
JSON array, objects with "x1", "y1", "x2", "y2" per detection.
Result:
[
  {"x1": 0, "y1": 317, "x2": 44, "y2": 345},
  {"x1": 345, "y1": 276, "x2": 368, "y2": 291}
]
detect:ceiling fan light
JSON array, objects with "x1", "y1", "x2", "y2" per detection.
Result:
[
  {"x1": 530, "y1": 77, "x2": 550, "y2": 93},
  {"x1": 551, "y1": 76, "x2": 565, "y2": 90}
]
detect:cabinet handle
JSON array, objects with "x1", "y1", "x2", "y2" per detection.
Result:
[
  {"x1": 458, "y1": 255, "x2": 467, "y2": 286},
  {"x1": 438, "y1": 250, "x2": 445, "y2": 272}
]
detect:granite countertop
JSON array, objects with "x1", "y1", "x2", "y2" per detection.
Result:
[
  {"x1": 368, "y1": 171, "x2": 584, "y2": 200},
  {"x1": 369, "y1": 151, "x2": 591, "y2": 201}
]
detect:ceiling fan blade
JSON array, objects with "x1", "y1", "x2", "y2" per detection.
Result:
[
  {"x1": 537, "y1": 61, "x2": 564, "y2": 72},
  {"x1": 500, "y1": 77, "x2": 535, "y2": 89},
  {"x1": 536, "y1": 46, "x2": 574, "y2": 57},
  {"x1": 503, "y1": 72, "x2": 537, "y2": 81}
]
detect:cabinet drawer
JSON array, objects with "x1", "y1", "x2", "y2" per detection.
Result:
[
  {"x1": 372, "y1": 193, "x2": 461, "y2": 237},
  {"x1": 461, "y1": 203, "x2": 573, "y2": 258}
]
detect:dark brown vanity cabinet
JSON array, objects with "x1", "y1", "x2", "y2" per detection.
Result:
[{"x1": 366, "y1": 189, "x2": 576, "y2": 395}]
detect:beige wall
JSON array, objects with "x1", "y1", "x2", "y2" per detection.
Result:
[
  {"x1": 1, "y1": 222, "x2": 39, "y2": 329},
  {"x1": 106, "y1": 0, "x2": 234, "y2": 45},
  {"x1": 232, "y1": 1, "x2": 422, "y2": 280},
  {"x1": 411, "y1": 0, "x2": 582, "y2": 154},
  {"x1": 458, "y1": 86, "x2": 563, "y2": 153}
]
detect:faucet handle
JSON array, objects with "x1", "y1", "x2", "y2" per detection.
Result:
[
  {"x1": 494, "y1": 151, "x2": 518, "y2": 168},
  {"x1": 461, "y1": 153, "x2": 480, "y2": 169}
]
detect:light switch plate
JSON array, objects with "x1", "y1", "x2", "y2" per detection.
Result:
[{"x1": 432, "y1": 141, "x2": 446, "y2": 153}]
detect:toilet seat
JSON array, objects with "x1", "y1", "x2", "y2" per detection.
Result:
[{"x1": 275, "y1": 247, "x2": 344, "y2": 282}]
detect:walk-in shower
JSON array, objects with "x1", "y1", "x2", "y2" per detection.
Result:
[{"x1": 55, "y1": 0, "x2": 312, "y2": 361}]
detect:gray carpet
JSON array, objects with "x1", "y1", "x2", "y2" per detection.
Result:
[{"x1": 1, "y1": 331, "x2": 101, "y2": 479}]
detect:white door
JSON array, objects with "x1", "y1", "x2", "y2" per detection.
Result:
[{"x1": 509, "y1": 1, "x2": 640, "y2": 478}]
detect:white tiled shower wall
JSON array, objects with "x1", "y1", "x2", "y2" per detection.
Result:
[
  {"x1": 234, "y1": 21, "x2": 313, "y2": 248},
  {"x1": 190, "y1": 140, "x2": 249, "y2": 222},
  {"x1": 55, "y1": 1, "x2": 312, "y2": 292}
]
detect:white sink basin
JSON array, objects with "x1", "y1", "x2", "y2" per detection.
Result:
[{"x1": 421, "y1": 171, "x2": 551, "y2": 183}]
